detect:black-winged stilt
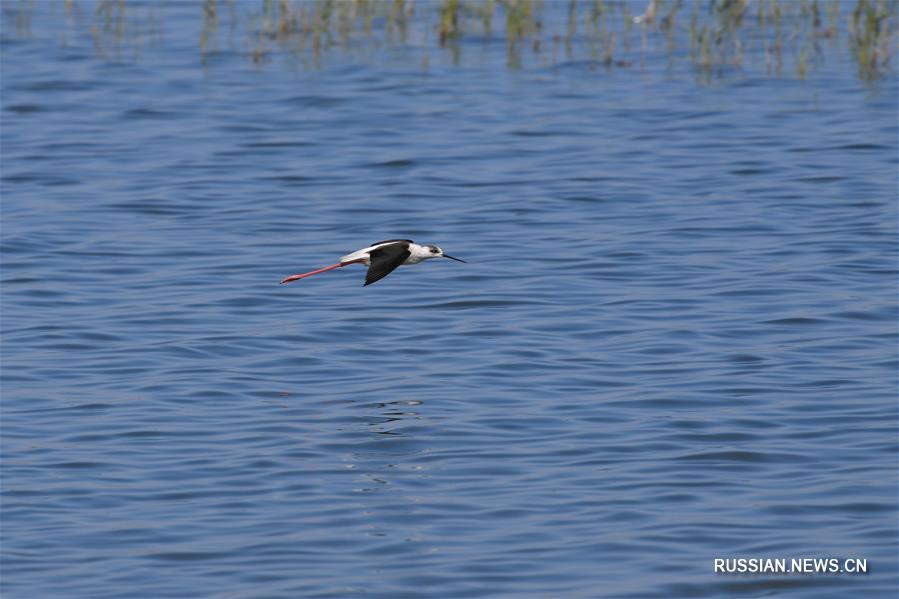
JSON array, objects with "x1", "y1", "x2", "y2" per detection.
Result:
[{"x1": 280, "y1": 239, "x2": 466, "y2": 286}]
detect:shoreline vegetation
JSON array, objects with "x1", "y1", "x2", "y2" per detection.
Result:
[{"x1": 6, "y1": 0, "x2": 897, "y2": 83}]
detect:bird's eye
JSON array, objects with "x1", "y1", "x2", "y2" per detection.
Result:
[{"x1": 431, "y1": 248, "x2": 438, "y2": 254}]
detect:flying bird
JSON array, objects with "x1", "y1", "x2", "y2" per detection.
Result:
[{"x1": 280, "y1": 240, "x2": 466, "y2": 287}]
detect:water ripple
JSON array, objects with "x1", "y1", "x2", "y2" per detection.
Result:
[{"x1": 1, "y1": 4, "x2": 896, "y2": 597}]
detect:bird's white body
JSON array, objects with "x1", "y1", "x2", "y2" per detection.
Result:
[{"x1": 341, "y1": 241, "x2": 436, "y2": 266}]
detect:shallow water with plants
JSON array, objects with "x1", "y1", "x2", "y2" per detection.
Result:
[{"x1": 2, "y1": 1, "x2": 897, "y2": 597}]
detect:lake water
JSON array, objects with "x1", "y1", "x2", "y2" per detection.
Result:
[{"x1": 2, "y1": 2, "x2": 897, "y2": 598}]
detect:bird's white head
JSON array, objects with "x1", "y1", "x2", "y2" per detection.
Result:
[{"x1": 423, "y1": 244, "x2": 466, "y2": 263}]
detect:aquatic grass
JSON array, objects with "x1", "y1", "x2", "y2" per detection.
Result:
[
  {"x1": 12, "y1": 0, "x2": 35, "y2": 36},
  {"x1": 849, "y1": 0, "x2": 896, "y2": 81},
  {"x1": 14, "y1": 0, "x2": 897, "y2": 86}
]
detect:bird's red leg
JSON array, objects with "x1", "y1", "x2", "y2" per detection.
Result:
[{"x1": 280, "y1": 259, "x2": 364, "y2": 284}]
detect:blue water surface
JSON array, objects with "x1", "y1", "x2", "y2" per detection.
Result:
[{"x1": 2, "y1": 2, "x2": 897, "y2": 598}]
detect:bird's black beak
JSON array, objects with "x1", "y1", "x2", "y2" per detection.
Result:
[{"x1": 443, "y1": 254, "x2": 466, "y2": 263}]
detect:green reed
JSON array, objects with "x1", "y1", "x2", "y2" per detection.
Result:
[{"x1": 11, "y1": 0, "x2": 897, "y2": 84}]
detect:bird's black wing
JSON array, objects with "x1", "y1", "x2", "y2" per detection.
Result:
[
  {"x1": 370, "y1": 239, "x2": 413, "y2": 247},
  {"x1": 365, "y1": 244, "x2": 410, "y2": 286}
]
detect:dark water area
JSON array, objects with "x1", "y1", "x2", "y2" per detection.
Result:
[{"x1": 2, "y1": 2, "x2": 897, "y2": 597}]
